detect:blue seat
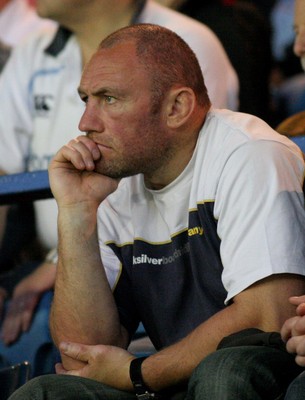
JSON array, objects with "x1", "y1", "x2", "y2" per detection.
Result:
[
  {"x1": 0, "y1": 290, "x2": 55, "y2": 378},
  {"x1": 0, "y1": 171, "x2": 55, "y2": 378}
]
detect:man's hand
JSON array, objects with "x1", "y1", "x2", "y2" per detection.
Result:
[
  {"x1": 281, "y1": 296, "x2": 305, "y2": 366},
  {"x1": 1, "y1": 291, "x2": 40, "y2": 345},
  {"x1": 289, "y1": 295, "x2": 305, "y2": 317},
  {"x1": 1, "y1": 261, "x2": 56, "y2": 345},
  {"x1": 49, "y1": 135, "x2": 119, "y2": 210},
  {"x1": 56, "y1": 341, "x2": 135, "y2": 391}
]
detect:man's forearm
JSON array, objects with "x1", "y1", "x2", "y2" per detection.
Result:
[
  {"x1": 50, "y1": 205, "x2": 127, "y2": 364},
  {"x1": 141, "y1": 303, "x2": 246, "y2": 391},
  {"x1": 140, "y1": 275, "x2": 305, "y2": 392}
]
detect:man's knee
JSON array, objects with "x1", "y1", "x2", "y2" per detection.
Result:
[
  {"x1": 285, "y1": 371, "x2": 305, "y2": 400},
  {"x1": 9, "y1": 374, "x2": 56, "y2": 399},
  {"x1": 188, "y1": 347, "x2": 247, "y2": 397},
  {"x1": 187, "y1": 346, "x2": 302, "y2": 400}
]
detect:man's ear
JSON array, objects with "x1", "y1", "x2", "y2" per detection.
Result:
[{"x1": 165, "y1": 87, "x2": 196, "y2": 128}]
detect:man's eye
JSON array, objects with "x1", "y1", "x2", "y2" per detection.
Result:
[{"x1": 104, "y1": 96, "x2": 115, "y2": 104}]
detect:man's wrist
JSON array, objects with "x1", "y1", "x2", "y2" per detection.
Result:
[{"x1": 130, "y1": 357, "x2": 158, "y2": 399}]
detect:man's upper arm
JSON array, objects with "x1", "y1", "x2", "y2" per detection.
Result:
[{"x1": 232, "y1": 273, "x2": 305, "y2": 331}]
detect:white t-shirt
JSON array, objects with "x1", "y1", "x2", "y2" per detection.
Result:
[
  {"x1": 0, "y1": 0, "x2": 238, "y2": 249},
  {"x1": 97, "y1": 109, "x2": 305, "y2": 348},
  {"x1": 0, "y1": 0, "x2": 55, "y2": 47}
]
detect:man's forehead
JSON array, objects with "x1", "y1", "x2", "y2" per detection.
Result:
[
  {"x1": 79, "y1": 45, "x2": 146, "y2": 93},
  {"x1": 87, "y1": 42, "x2": 140, "y2": 73}
]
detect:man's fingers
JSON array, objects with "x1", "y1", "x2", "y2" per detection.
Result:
[
  {"x1": 62, "y1": 136, "x2": 101, "y2": 170},
  {"x1": 289, "y1": 295, "x2": 305, "y2": 306},
  {"x1": 59, "y1": 341, "x2": 90, "y2": 363},
  {"x1": 21, "y1": 309, "x2": 34, "y2": 332},
  {"x1": 281, "y1": 315, "x2": 299, "y2": 342},
  {"x1": 1, "y1": 292, "x2": 40, "y2": 344},
  {"x1": 1, "y1": 312, "x2": 21, "y2": 344},
  {"x1": 296, "y1": 302, "x2": 305, "y2": 317},
  {"x1": 295, "y1": 355, "x2": 305, "y2": 367},
  {"x1": 74, "y1": 135, "x2": 101, "y2": 160}
]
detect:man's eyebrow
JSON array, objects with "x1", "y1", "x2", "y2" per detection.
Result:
[{"x1": 77, "y1": 87, "x2": 111, "y2": 98}]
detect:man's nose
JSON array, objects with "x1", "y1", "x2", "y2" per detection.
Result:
[{"x1": 78, "y1": 103, "x2": 104, "y2": 134}]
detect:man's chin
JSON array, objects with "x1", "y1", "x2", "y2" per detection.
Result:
[{"x1": 94, "y1": 163, "x2": 132, "y2": 180}]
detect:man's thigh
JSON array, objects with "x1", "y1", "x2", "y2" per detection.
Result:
[
  {"x1": 9, "y1": 374, "x2": 187, "y2": 400},
  {"x1": 186, "y1": 345, "x2": 303, "y2": 400},
  {"x1": 285, "y1": 370, "x2": 305, "y2": 400},
  {"x1": 9, "y1": 374, "x2": 136, "y2": 400}
]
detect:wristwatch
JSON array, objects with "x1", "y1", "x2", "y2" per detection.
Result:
[{"x1": 129, "y1": 357, "x2": 157, "y2": 399}]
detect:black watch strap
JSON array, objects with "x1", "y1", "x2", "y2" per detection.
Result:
[{"x1": 130, "y1": 357, "x2": 156, "y2": 399}]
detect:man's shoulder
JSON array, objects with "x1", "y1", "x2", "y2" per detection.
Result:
[
  {"x1": 205, "y1": 109, "x2": 278, "y2": 140},
  {"x1": 201, "y1": 109, "x2": 303, "y2": 161}
]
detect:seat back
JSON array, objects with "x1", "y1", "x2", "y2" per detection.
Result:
[{"x1": 0, "y1": 361, "x2": 31, "y2": 400}]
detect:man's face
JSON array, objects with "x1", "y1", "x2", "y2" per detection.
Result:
[
  {"x1": 294, "y1": 0, "x2": 305, "y2": 70},
  {"x1": 78, "y1": 41, "x2": 174, "y2": 180}
]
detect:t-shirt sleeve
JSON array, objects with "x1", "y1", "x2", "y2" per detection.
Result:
[{"x1": 215, "y1": 139, "x2": 305, "y2": 303}]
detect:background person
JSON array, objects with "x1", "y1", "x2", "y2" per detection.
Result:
[
  {"x1": 0, "y1": 0, "x2": 54, "y2": 71},
  {"x1": 269, "y1": 0, "x2": 305, "y2": 124},
  {"x1": 293, "y1": 0, "x2": 305, "y2": 68},
  {"x1": 155, "y1": 0, "x2": 274, "y2": 123}
]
